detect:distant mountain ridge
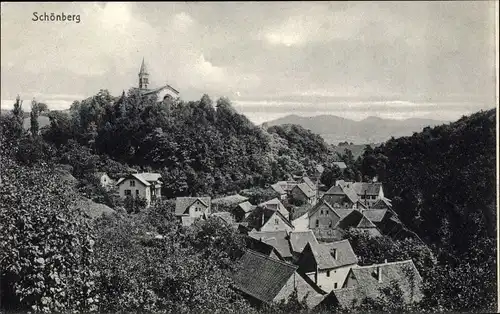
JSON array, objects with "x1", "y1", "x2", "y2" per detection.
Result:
[{"x1": 263, "y1": 114, "x2": 448, "y2": 144}]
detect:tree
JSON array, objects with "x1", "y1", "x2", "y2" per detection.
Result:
[
  {"x1": 0, "y1": 156, "x2": 98, "y2": 313},
  {"x1": 10, "y1": 95, "x2": 25, "y2": 138},
  {"x1": 320, "y1": 164, "x2": 342, "y2": 188}
]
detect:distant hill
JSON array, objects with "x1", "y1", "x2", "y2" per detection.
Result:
[{"x1": 263, "y1": 114, "x2": 448, "y2": 144}]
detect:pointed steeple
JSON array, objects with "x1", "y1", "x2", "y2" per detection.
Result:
[
  {"x1": 139, "y1": 57, "x2": 148, "y2": 75},
  {"x1": 138, "y1": 57, "x2": 149, "y2": 89}
]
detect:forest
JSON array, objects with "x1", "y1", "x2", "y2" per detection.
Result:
[{"x1": 0, "y1": 90, "x2": 496, "y2": 313}]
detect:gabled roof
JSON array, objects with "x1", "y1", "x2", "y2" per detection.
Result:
[
  {"x1": 245, "y1": 237, "x2": 284, "y2": 260},
  {"x1": 259, "y1": 198, "x2": 289, "y2": 216},
  {"x1": 332, "y1": 162, "x2": 347, "y2": 169},
  {"x1": 356, "y1": 215, "x2": 378, "y2": 228},
  {"x1": 244, "y1": 206, "x2": 294, "y2": 232},
  {"x1": 211, "y1": 212, "x2": 234, "y2": 224},
  {"x1": 137, "y1": 172, "x2": 162, "y2": 182},
  {"x1": 248, "y1": 230, "x2": 292, "y2": 258},
  {"x1": 237, "y1": 201, "x2": 256, "y2": 213},
  {"x1": 371, "y1": 197, "x2": 393, "y2": 209},
  {"x1": 270, "y1": 183, "x2": 287, "y2": 195},
  {"x1": 289, "y1": 230, "x2": 319, "y2": 254},
  {"x1": 362, "y1": 209, "x2": 389, "y2": 223},
  {"x1": 175, "y1": 197, "x2": 211, "y2": 216},
  {"x1": 325, "y1": 184, "x2": 358, "y2": 203},
  {"x1": 231, "y1": 250, "x2": 298, "y2": 304},
  {"x1": 352, "y1": 182, "x2": 383, "y2": 196},
  {"x1": 140, "y1": 85, "x2": 180, "y2": 96},
  {"x1": 301, "y1": 177, "x2": 316, "y2": 190},
  {"x1": 305, "y1": 240, "x2": 358, "y2": 270},
  {"x1": 116, "y1": 173, "x2": 151, "y2": 187},
  {"x1": 334, "y1": 260, "x2": 423, "y2": 308},
  {"x1": 212, "y1": 194, "x2": 249, "y2": 206},
  {"x1": 293, "y1": 183, "x2": 316, "y2": 198},
  {"x1": 308, "y1": 200, "x2": 339, "y2": 218},
  {"x1": 322, "y1": 240, "x2": 358, "y2": 267}
]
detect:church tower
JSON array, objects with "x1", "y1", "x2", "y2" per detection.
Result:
[{"x1": 138, "y1": 58, "x2": 149, "y2": 89}]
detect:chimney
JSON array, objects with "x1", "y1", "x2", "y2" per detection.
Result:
[
  {"x1": 377, "y1": 266, "x2": 383, "y2": 282},
  {"x1": 332, "y1": 248, "x2": 337, "y2": 260}
]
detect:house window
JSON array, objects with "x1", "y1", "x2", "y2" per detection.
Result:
[
  {"x1": 130, "y1": 180, "x2": 135, "y2": 187},
  {"x1": 329, "y1": 221, "x2": 332, "y2": 228},
  {"x1": 334, "y1": 283, "x2": 338, "y2": 289},
  {"x1": 275, "y1": 218, "x2": 279, "y2": 225},
  {"x1": 315, "y1": 220, "x2": 319, "y2": 228},
  {"x1": 125, "y1": 190, "x2": 131, "y2": 196},
  {"x1": 326, "y1": 270, "x2": 330, "y2": 277},
  {"x1": 320, "y1": 210, "x2": 323, "y2": 215},
  {"x1": 136, "y1": 190, "x2": 139, "y2": 196}
]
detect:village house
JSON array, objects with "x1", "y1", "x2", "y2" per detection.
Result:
[
  {"x1": 94, "y1": 172, "x2": 114, "y2": 190},
  {"x1": 175, "y1": 197, "x2": 211, "y2": 227},
  {"x1": 258, "y1": 198, "x2": 289, "y2": 218},
  {"x1": 233, "y1": 201, "x2": 256, "y2": 222},
  {"x1": 231, "y1": 250, "x2": 326, "y2": 308},
  {"x1": 116, "y1": 172, "x2": 162, "y2": 207},
  {"x1": 308, "y1": 200, "x2": 382, "y2": 238},
  {"x1": 212, "y1": 194, "x2": 249, "y2": 212},
  {"x1": 269, "y1": 183, "x2": 287, "y2": 200},
  {"x1": 318, "y1": 260, "x2": 423, "y2": 310},
  {"x1": 248, "y1": 230, "x2": 320, "y2": 262},
  {"x1": 336, "y1": 180, "x2": 385, "y2": 207},
  {"x1": 275, "y1": 180, "x2": 299, "y2": 196},
  {"x1": 291, "y1": 183, "x2": 317, "y2": 205},
  {"x1": 297, "y1": 240, "x2": 358, "y2": 292},
  {"x1": 244, "y1": 206, "x2": 294, "y2": 232},
  {"x1": 322, "y1": 184, "x2": 359, "y2": 208},
  {"x1": 248, "y1": 230, "x2": 294, "y2": 261}
]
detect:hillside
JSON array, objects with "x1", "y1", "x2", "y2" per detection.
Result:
[{"x1": 264, "y1": 114, "x2": 447, "y2": 144}]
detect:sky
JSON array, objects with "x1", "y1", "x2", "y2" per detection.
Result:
[{"x1": 1, "y1": 2, "x2": 497, "y2": 124}]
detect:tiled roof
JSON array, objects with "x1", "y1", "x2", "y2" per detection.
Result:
[
  {"x1": 333, "y1": 260, "x2": 423, "y2": 308},
  {"x1": 352, "y1": 182, "x2": 382, "y2": 196},
  {"x1": 301, "y1": 177, "x2": 316, "y2": 190},
  {"x1": 259, "y1": 198, "x2": 289, "y2": 216},
  {"x1": 244, "y1": 206, "x2": 293, "y2": 232},
  {"x1": 211, "y1": 212, "x2": 234, "y2": 224},
  {"x1": 307, "y1": 240, "x2": 358, "y2": 270},
  {"x1": 245, "y1": 237, "x2": 283, "y2": 260},
  {"x1": 137, "y1": 172, "x2": 162, "y2": 182},
  {"x1": 248, "y1": 230, "x2": 292, "y2": 258},
  {"x1": 332, "y1": 162, "x2": 347, "y2": 169},
  {"x1": 231, "y1": 250, "x2": 298, "y2": 303},
  {"x1": 294, "y1": 183, "x2": 316, "y2": 198},
  {"x1": 308, "y1": 200, "x2": 338, "y2": 218},
  {"x1": 270, "y1": 183, "x2": 287, "y2": 195},
  {"x1": 362, "y1": 209, "x2": 388, "y2": 223},
  {"x1": 212, "y1": 194, "x2": 249, "y2": 206},
  {"x1": 325, "y1": 185, "x2": 345, "y2": 195},
  {"x1": 371, "y1": 197, "x2": 393, "y2": 209},
  {"x1": 356, "y1": 215, "x2": 377, "y2": 228},
  {"x1": 116, "y1": 173, "x2": 150, "y2": 187},
  {"x1": 175, "y1": 197, "x2": 211, "y2": 216},
  {"x1": 289, "y1": 230, "x2": 319, "y2": 254},
  {"x1": 237, "y1": 201, "x2": 256, "y2": 213},
  {"x1": 322, "y1": 240, "x2": 358, "y2": 267}
]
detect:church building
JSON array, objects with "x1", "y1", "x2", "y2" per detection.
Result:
[{"x1": 133, "y1": 58, "x2": 180, "y2": 102}]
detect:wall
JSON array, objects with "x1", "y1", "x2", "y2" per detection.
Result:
[
  {"x1": 261, "y1": 212, "x2": 293, "y2": 232},
  {"x1": 273, "y1": 272, "x2": 319, "y2": 305},
  {"x1": 316, "y1": 265, "x2": 354, "y2": 292},
  {"x1": 308, "y1": 203, "x2": 341, "y2": 229},
  {"x1": 188, "y1": 200, "x2": 208, "y2": 218},
  {"x1": 291, "y1": 187, "x2": 307, "y2": 203},
  {"x1": 118, "y1": 178, "x2": 151, "y2": 205}
]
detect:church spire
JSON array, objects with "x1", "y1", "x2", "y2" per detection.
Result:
[{"x1": 138, "y1": 57, "x2": 149, "y2": 89}]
